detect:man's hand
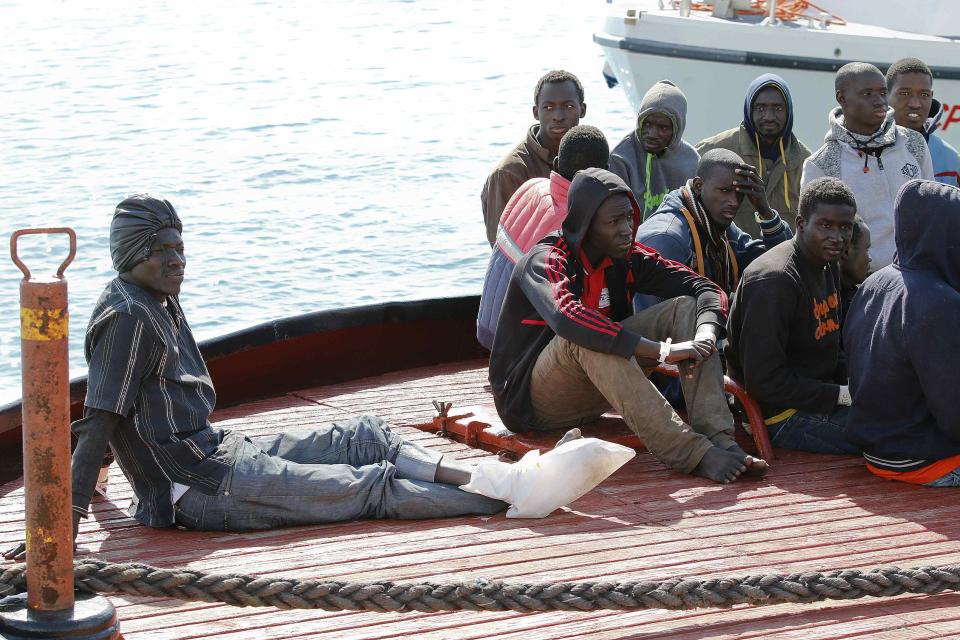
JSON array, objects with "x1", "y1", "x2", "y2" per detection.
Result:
[
  {"x1": 1, "y1": 511, "x2": 82, "y2": 563},
  {"x1": 733, "y1": 164, "x2": 774, "y2": 220},
  {"x1": 2, "y1": 541, "x2": 26, "y2": 562},
  {"x1": 665, "y1": 339, "x2": 717, "y2": 368}
]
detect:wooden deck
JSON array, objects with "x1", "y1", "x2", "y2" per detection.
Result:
[{"x1": 3, "y1": 359, "x2": 960, "y2": 639}]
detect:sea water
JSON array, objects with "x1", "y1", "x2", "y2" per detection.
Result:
[{"x1": 0, "y1": 0, "x2": 633, "y2": 404}]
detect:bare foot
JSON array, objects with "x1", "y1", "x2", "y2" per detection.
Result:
[
  {"x1": 692, "y1": 446, "x2": 748, "y2": 484},
  {"x1": 726, "y1": 443, "x2": 769, "y2": 477},
  {"x1": 555, "y1": 428, "x2": 582, "y2": 448}
]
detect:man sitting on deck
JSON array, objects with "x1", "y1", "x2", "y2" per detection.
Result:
[
  {"x1": 5, "y1": 194, "x2": 540, "y2": 558},
  {"x1": 725, "y1": 177, "x2": 860, "y2": 455},
  {"x1": 844, "y1": 180, "x2": 960, "y2": 487},
  {"x1": 696, "y1": 73, "x2": 811, "y2": 237},
  {"x1": 887, "y1": 57, "x2": 960, "y2": 188},
  {"x1": 801, "y1": 62, "x2": 933, "y2": 271},
  {"x1": 634, "y1": 149, "x2": 793, "y2": 311},
  {"x1": 477, "y1": 124, "x2": 610, "y2": 349},
  {"x1": 609, "y1": 80, "x2": 699, "y2": 221},
  {"x1": 489, "y1": 168, "x2": 767, "y2": 484},
  {"x1": 481, "y1": 70, "x2": 586, "y2": 246}
]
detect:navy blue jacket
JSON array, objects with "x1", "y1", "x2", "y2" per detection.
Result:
[
  {"x1": 844, "y1": 179, "x2": 960, "y2": 471},
  {"x1": 634, "y1": 188, "x2": 792, "y2": 310}
]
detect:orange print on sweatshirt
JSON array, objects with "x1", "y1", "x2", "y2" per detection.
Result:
[{"x1": 812, "y1": 293, "x2": 840, "y2": 341}]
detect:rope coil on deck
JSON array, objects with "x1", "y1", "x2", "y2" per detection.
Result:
[{"x1": 1, "y1": 560, "x2": 959, "y2": 612}]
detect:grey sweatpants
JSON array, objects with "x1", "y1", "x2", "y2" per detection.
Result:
[{"x1": 174, "y1": 416, "x2": 505, "y2": 531}]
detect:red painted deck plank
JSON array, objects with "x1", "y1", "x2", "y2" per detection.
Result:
[{"x1": 2, "y1": 359, "x2": 960, "y2": 639}]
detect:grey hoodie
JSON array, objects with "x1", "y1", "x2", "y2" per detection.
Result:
[
  {"x1": 609, "y1": 81, "x2": 700, "y2": 219},
  {"x1": 801, "y1": 107, "x2": 933, "y2": 269}
]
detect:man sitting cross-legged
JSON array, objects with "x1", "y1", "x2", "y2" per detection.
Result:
[
  {"x1": 725, "y1": 177, "x2": 861, "y2": 455},
  {"x1": 4, "y1": 194, "x2": 595, "y2": 561},
  {"x1": 845, "y1": 180, "x2": 960, "y2": 487},
  {"x1": 489, "y1": 168, "x2": 767, "y2": 484},
  {"x1": 635, "y1": 148, "x2": 793, "y2": 311}
]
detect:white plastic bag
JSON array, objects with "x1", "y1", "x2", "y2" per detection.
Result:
[{"x1": 460, "y1": 438, "x2": 635, "y2": 518}]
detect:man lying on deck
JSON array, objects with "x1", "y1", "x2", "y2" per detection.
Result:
[
  {"x1": 844, "y1": 180, "x2": 960, "y2": 487},
  {"x1": 488, "y1": 168, "x2": 767, "y2": 484},
  {"x1": 725, "y1": 177, "x2": 861, "y2": 455},
  {"x1": 5, "y1": 194, "x2": 601, "y2": 560}
]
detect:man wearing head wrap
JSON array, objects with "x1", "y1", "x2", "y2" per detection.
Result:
[
  {"x1": 110, "y1": 193, "x2": 183, "y2": 273},
  {"x1": 2, "y1": 193, "x2": 516, "y2": 560},
  {"x1": 696, "y1": 74, "x2": 811, "y2": 237}
]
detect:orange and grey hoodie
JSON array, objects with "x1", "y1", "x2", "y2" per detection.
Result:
[{"x1": 488, "y1": 168, "x2": 727, "y2": 431}]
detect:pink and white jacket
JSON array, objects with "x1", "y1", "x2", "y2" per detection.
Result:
[{"x1": 477, "y1": 171, "x2": 570, "y2": 349}]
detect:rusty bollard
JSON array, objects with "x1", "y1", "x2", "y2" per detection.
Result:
[{"x1": 0, "y1": 228, "x2": 118, "y2": 639}]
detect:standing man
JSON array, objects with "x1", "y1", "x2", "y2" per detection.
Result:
[
  {"x1": 887, "y1": 57, "x2": 960, "y2": 188},
  {"x1": 490, "y1": 168, "x2": 767, "y2": 484},
  {"x1": 802, "y1": 62, "x2": 933, "y2": 271},
  {"x1": 726, "y1": 178, "x2": 860, "y2": 455},
  {"x1": 696, "y1": 73, "x2": 811, "y2": 237},
  {"x1": 635, "y1": 149, "x2": 793, "y2": 310},
  {"x1": 845, "y1": 180, "x2": 960, "y2": 486},
  {"x1": 609, "y1": 80, "x2": 699, "y2": 221},
  {"x1": 481, "y1": 70, "x2": 586, "y2": 245}
]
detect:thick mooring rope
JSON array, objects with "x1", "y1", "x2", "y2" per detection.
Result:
[{"x1": 1, "y1": 560, "x2": 959, "y2": 612}]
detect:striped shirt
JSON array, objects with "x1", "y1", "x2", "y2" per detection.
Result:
[{"x1": 76, "y1": 278, "x2": 239, "y2": 527}]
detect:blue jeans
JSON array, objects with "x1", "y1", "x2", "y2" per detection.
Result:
[
  {"x1": 767, "y1": 406, "x2": 861, "y2": 455},
  {"x1": 174, "y1": 416, "x2": 505, "y2": 531},
  {"x1": 925, "y1": 468, "x2": 960, "y2": 487}
]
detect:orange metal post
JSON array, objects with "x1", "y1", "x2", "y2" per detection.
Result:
[{"x1": 11, "y1": 227, "x2": 77, "y2": 612}]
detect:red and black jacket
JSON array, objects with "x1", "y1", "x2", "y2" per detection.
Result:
[{"x1": 488, "y1": 168, "x2": 728, "y2": 431}]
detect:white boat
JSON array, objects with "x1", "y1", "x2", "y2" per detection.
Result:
[{"x1": 595, "y1": 0, "x2": 960, "y2": 150}]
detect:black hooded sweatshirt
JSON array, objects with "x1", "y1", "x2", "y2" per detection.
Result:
[
  {"x1": 488, "y1": 168, "x2": 728, "y2": 431},
  {"x1": 844, "y1": 179, "x2": 960, "y2": 472}
]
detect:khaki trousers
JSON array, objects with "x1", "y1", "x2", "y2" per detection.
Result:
[{"x1": 528, "y1": 296, "x2": 734, "y2": 473}]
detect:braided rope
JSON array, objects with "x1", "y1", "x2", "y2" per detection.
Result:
[{"x1": 1, "y1": 561, "x2": 959, "y2": 612}]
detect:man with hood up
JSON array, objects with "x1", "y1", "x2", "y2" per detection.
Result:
[
  {"x1": 696, "y1": 73, "x2": 811, "y2": 237},
  {"x1": 635, "y1": 149, "x2": 793, "y2": 311},
  {"x1": 886, "y1": 57, "x2": 960, "y2": 188},
  {"x1": 609, "y1": 80, "x2": 699, "y2": 221},
  {"x1": 802, "y1": 62, "x2": 934, "y2": 271},
  {"x1": 489, "y1": 168, "x2": 767, "y2": 485},
  {"x1": 844, "y1": 180, "x2": 960, "y2": 487}
]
